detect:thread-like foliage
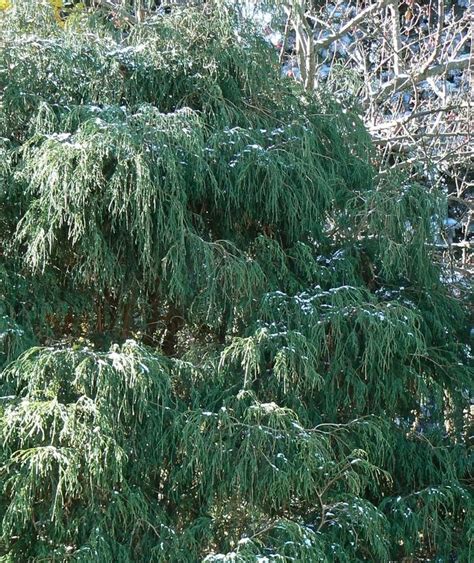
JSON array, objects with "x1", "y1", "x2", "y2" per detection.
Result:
[{"x1": 0, "y1": 2, "x2": 472, "y2": 561}]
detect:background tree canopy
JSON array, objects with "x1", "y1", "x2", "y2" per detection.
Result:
[{"x1": 0, "y1": 1, "x2": 472, "y2": 561}]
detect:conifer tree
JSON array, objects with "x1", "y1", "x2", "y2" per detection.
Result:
[{"x1": 0, "y1": 2, "x2": 471, "y2": 561}]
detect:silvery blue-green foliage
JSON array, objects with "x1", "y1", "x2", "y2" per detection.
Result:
[{"x1": 0, "y1": 2, "x2": 472, "y2": 561}]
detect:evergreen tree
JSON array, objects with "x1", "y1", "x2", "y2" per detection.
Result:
[{"x1": 0, "y1": 2, "x2": 472, "y2": 561}]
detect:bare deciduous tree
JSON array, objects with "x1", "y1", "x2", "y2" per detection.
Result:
[{"x1": 270, "y1": 0, "x2": 472, "y2": 272}]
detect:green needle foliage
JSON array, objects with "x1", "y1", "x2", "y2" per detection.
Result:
[{"x1": 0, "y1": 2, "x2": 472, "y2": 561}]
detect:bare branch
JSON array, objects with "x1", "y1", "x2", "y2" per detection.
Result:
[
  {"x1": 369, "y1": 106, "x2": 461, "y2": 132},
  {"x1": 373, "y1": 132, "x2": 468, "y2": 145},
  {"x1": 388, "y1": 1, "x2": 402, "y2": 76},
  {"x1": 279, "y1": 5, "x2": 293, "y2": 65},
  {"x1": 376, "y1": 54, "x2": 471, "y2": 99},
  {"x1": 418, "y1": 0, "x2": 445, "y2": 76},
  {"x1": 313, "y1": 0, "x2": 391, "y2": 52}
]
